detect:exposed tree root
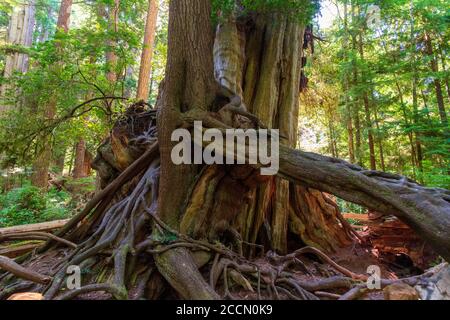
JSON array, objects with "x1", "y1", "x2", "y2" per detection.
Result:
[
  {"x1": 0, "y1": 256, "x2": 51, "y2": 285},
  {"x1": 0, "y1": 232, "x2": 77, "y2": 249},
  {"x1": 55, "y1": 283, "x2": 126, "y2": 300}
]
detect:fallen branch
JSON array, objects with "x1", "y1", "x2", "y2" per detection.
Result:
[
  {"x1": 1, "y1": 232, "x2": 77, "y2": 249},
  {"x1": 0, "y1": 256, "x2": 52, "y2": 285},
  {"x1": 0, "y1": 220, "x2": 69, "y2": 236},
  {"x1": 277, "y1": 145, "x2": 450, "y2": 261}
]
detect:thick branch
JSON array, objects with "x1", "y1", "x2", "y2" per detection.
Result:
[
  {"x1": 277, "y1": 145, "x2": 450, "y2": 261},
  {"x1": 0, "y1": 256, "x2": 51, "y2": 285}
]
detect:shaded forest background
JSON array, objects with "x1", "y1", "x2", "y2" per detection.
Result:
[{"x1": 0, "y1": 0, "x2": 448, "y2": 222}]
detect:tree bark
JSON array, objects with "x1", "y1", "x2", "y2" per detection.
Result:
[
  {"x1": 343, "y1": 1, "x2": 355, "y2": 163},
  {"x1": 136, "y1": 0, "x2": 159, "y2": 101},
  {"x1": 73, "y1": 140, "x2": 86, "y2": 178},
  {"x1": 56, "y1": 0, "x2": 72, "y2": 32},
  {"x1": 373, "y1": 105, "x2": 385, "y2": 171},
  {"x1": 154, "y1": 0, "x2": 217, "y2": 299},
  {"x1": 106, "y1": 0, "x2": 120, "y2": 83},
  {"x1": 358, "y1": 31, "x2": 376, "y2": 170},
  {"x1": 410, "y1": 4, "x2": 423, "y2": 175},
  {"x1": 54, "y1": 147, "x2": 66, "y2": 174},
  {"x1": 424, "y1": 32, "x2": 447, "y2": 126},
  {"x1": 0, "y1": 0, "x2": 36, "y2": 114}
]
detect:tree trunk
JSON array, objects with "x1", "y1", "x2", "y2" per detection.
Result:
[
  {"x1": 30, "y1": 146, "x2": 52, "y2": 188},
  {"x1": 410, "y1": 5, "x2": 423, "y2": 175},
  {"x1": 0, "y1": 0, "x2": 36, "y2": 114},
  {"x1": 3, "y1": 1, "x2": 36, "y2": 74},
  {"x1": 351, "y1": 2, "x2": 362, "y2": 167},
  {"x1": 438, "y1": 43, "x2": 450, "y2": 103},
  {"x1": 424, "y1": 32, "x2": 447, "y2": 126},
  {"x1": 103, "y1": 0, "x2": 120, "y2": 84},
  {"x1": 358, "y1": 32, "x2": 376, "y2": 170},
  {"x1": 56, "y1": 0, "x2": 72, "y2": 32},
  {"x1": 373, "y1": 105, "x2": 386, "y2": 171},
  {"x1": 73, "y1": 140, "x2": 86, "y2": 179},
  {"x1": 54, "y1": 148, "x2": 66, "y2": 174},
  {"x1": 30, "y1": 0, "x2": 73, "y2": 189},
  {"x1": 343, "y1": 1, "x2": 355, "y2": 163},
  {"x1": 136, "y1": 0, "x2": 159, "y2": 101}
]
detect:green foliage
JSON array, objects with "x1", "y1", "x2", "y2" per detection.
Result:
[
  {"x1": 64, "y1": 176, "x2": 97, "y2": 194},
  {"x1": 336, "y1": 198, "x2": 365, "y2": 214},
  {"x1": 212, "y1": 0, "x2": 320, "y2": 24},
  {"x1": 300, "y1": 0, "x2": 449, "y2": 189},
  {"x1": 0, "y1": 0, "x2": 156, "y2": 167},
  {"x1": 0, "y1": 184, "x2": 71, "y2": 227}
]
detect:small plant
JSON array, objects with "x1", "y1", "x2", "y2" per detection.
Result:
[{"x1": 0, "y1": 184, "x2": 72, "y2": 227}]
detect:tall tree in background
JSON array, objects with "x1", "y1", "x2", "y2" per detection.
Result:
[
  {"x1": 31, "y1": 0, "x2": 73, "y2": 188},
  {"x1": 73, "y1": 139, "x2": 88, "y2": 178},
  {"x1": 0, "y1": 0, "x2": 36, "y2": 113},
  {"x1": 357, "y1": 15, "x2": 376, "y2": 170},
  {"x1": 104, "y1": 0, "x2": 120, "y2": 84},
  {"x1": 424, "y1": 32, "x2": 447, "y2": 126},
  {"x1": 136, "y1": 0, "x2": 159, "y2": 102},
  {"x1": 342, "y1": 0, "x2": 355, "y2": 163}
]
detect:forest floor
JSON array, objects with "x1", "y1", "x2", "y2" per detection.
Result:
[
  {"x1": 7, "y1": 229, "x2": 436, "y2": 300},
  {"x1": 0, "y1": 183, "x2": 443, "y2": 301}
]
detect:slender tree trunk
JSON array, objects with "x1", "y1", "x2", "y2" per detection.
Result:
[
  {"x1": 106, "y1": 0, "x2": 120, "y2": 83},
  {"x1": 354, "y1": 104, "x2": 362, "y2": 165},
  {"x1": 437, "y1": 42, "x2": 450, "y2": 103},
  {"x1": 54, "y1": 148, "x2": 66, "y2": 174},
  {"x1": 358, "y1": 29, "x2": 376, "y2": 170},
  {"x1": 343, "y1": 1, "x2": 355, "y2": 163},
  {"x1": 351, "y1": 2, "x2": 362, "y2": 166},
  {"x1": 424, "y1": 32, "x2": 447, "y2": 126},
  {"x1": 328, "y1": 117, "x2": 337, "y2": 158},
  {"x1": 136, "y1": 0, "x2": 159, "y2": 101},
  {"x1": 373, "y1": 105, "x2": 385, "y2": 171},
  {"x1": 56, "y1": 0, "x2": 72, "y2": 32},
  {"x1": 410, "y1": 2, "x2": 423, "y2": 176},
  {"x1": 0, "y1": 0, "x2": 36, "y2": 113},
  {"x1": 346, "y1": 110, "x2": 355, "y2": 163},
  {"x1": 73, "y1": 140, "x2": 87, "y2": 179},
  {"x1": 363, "y1": 95, "x2": 376, "y2": 170}
]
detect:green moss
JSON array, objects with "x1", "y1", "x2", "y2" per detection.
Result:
[{"x1": 212, "y1": 0, "x2": 320, "y2": 24}]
